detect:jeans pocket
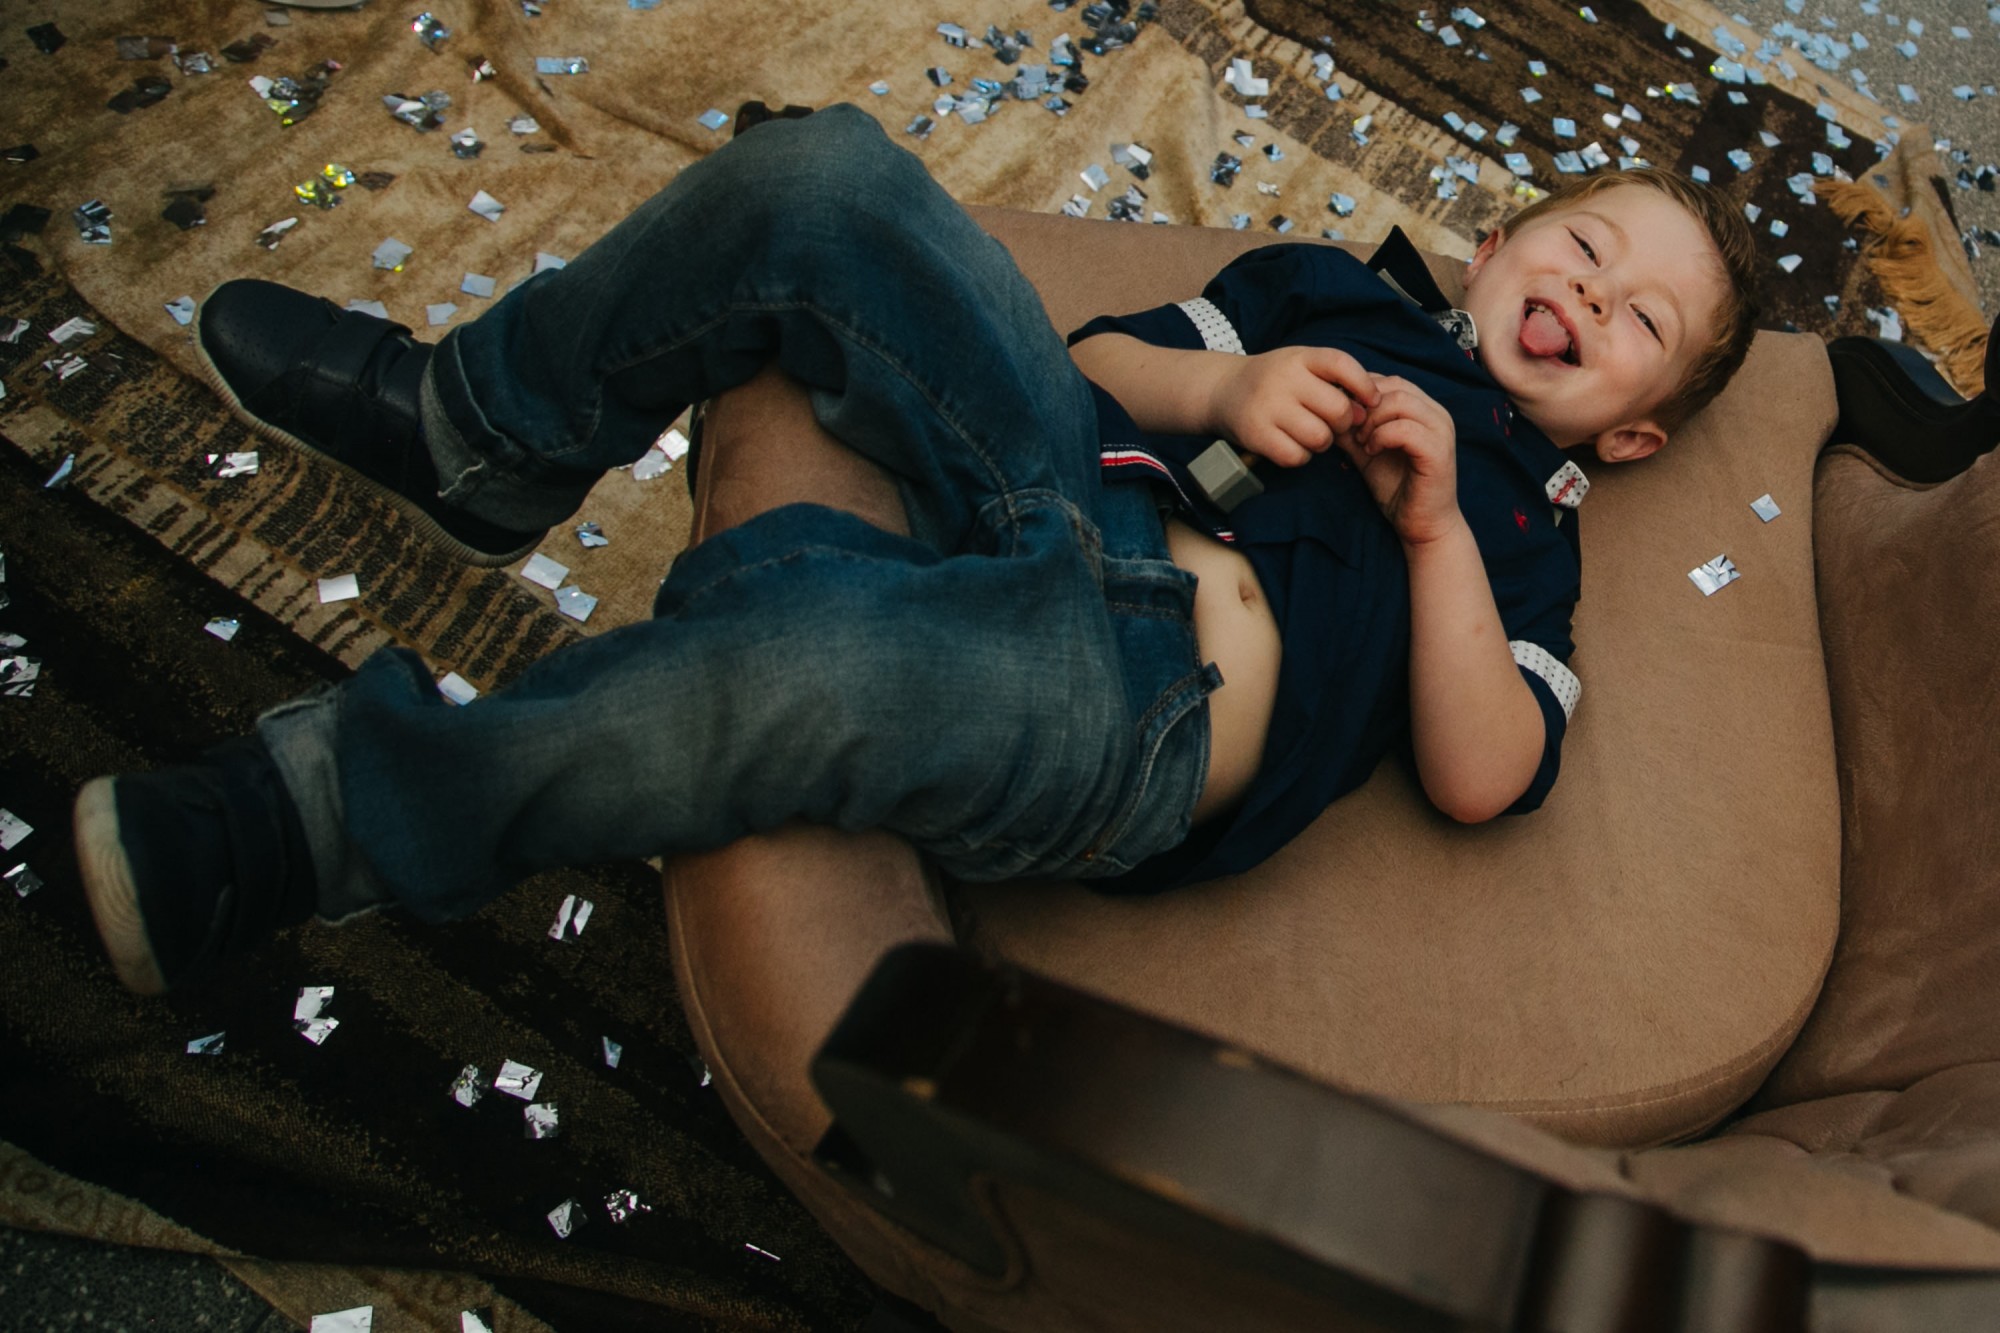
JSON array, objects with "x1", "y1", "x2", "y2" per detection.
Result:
[
  {"x1": 1072, "y1": 664, "x2": 1215, "y2": 878},
  {"x1": 1066, "y1": 555, "x2": 1213, "y2": 877}
]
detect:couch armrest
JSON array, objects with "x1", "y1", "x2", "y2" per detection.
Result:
[{"x1": 812, "y1": 945, "x2": 1824, "y2": 1332}]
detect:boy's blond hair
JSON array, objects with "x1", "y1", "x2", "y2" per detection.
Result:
[{"x1": 1502, "y1": 168, "x2": 1761, "y2": 430}]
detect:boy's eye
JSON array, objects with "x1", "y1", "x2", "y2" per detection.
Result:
[
  {"x1": 1636, "y1": 309, "x2": 1660, "y2": 342},
  {"x1": 1570, "y1": 229, "x2": 1597, "y2": 263}
]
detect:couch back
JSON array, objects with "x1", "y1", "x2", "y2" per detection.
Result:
[{"x1": 955, "y1": 209, "x2": 1843, "y2": 1148}]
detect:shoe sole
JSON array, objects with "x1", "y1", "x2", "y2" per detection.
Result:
[
  {"x1": 194, "y1": 301, "x2": 539, "y2": 569},
  {"x1": 73, "y1": 778, "x2": 169, "y2": 996}
]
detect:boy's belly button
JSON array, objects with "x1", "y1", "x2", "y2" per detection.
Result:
[{"x1": 1165, "y1": 518, "x2": 1280, "y2": 823}]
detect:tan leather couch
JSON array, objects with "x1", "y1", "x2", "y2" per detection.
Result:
[{"x1": 664, "y1": 208, "x2": 2000, "y2": 1330}]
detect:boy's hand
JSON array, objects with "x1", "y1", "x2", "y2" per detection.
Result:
[
  {"x1": 1334, "y1": 375, "x2": 1463, "y2": 547},
  {"x1": 1212, "y1": 347, "x2": 1377, "y2": 467}
]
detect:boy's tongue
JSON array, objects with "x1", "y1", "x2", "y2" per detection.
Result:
[{"x1": 1521, "y1": 305, "x2": 1571, "y2": 359}]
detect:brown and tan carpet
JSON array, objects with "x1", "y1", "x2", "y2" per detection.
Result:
[{"x1": 0, "y1": 0, "x2": 1977, "y2": 1328}]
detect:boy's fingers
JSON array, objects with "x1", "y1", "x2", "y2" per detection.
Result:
[
  {"x1": 1252, "y1": 427, "x2": 1313, "y2": 466},
  {"x1": 1300, "y1": 379, "x2": 1361, "y2": 433},
  {"x1": 1276, "y1": 412, "x2": 1330, "y2": 458},
  {"x1": 1329, "y1": 432, "x2": 1370, "y2": 472},
  {"x1": 1302, "y1": 347, "x2": 1378, "y2": 405}
]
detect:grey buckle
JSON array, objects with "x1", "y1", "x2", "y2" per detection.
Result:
[{"x1": 1190, "y1": 440, "x2": 1264, "y2": 513}]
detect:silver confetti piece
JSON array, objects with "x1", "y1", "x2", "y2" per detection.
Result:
[
  {"x1": 0, "y1": 808, "x2": 30, "y2": 851},
  {"x1": 521, "y1": 553, "x2": 569, "y2": 590},
  {"x1": 535, "y1": 56, "x2": 589, "y2": 75},
  {"x1": 205, "y1": 617, "x2": 241, "y2": 642},
  {"x1": 371, "y1": 237, "x2": 414, "y2": 271},
  {"x1": 524, "y1": 1101, "x2": 561, "y2": 1139},
  {"x1": 602, "y1": 1036, "x2": 623, "y2": 1068},
  {"x1": 547, "y1": 1198, "x2": 586, "y2": 1237},
  {"x1": 309, "y1": 1307, "x2": 374, "y2": 1333},
  {"x1": 215, "y1": 451, "x2": 260, "y2": 478},
  {"x1": 460, "y1": 273, "x2": 497, "y2": 299},
  {"x1": 467, "y1": 190, "x2": 505, "y2": 222},
  {"x1": 294, "y1": 985, "x2": 334, "y2": 1022},
  {"x1": 1223, "y1": 58, "x2": 1267, "y2": 97},
  {"x1": 438, "y1": 672, "x2": 479, "y2": 706},
  {"x1": 427, "y1": 303, "x2": 458, "y2": 326},
  {"x1": 49, "y1": 316, "x2": 98, "y2": 344},
  {"x1": 43, "y1": 453, "x2": 75, "y2": 487},
  {"x1": 605, "y1": 1188, "x2": 651, "y2": 1223},
  {"x1": 1751, "y1": 493, "x2": 1781, "y2": 522},
  {"x1": 187, "y1": 1031, "x2": 227, "y2": 1055},
  {"x1": 698, "y1": 108, "x2": 729, "y2": 130},
  {"x1": 449, "y1": 1063, "x2": 485, "y2": 1107},
  {"x1": 165, "y1": 296, "x2": 196, "y2": 325},
  {"x1": 345, "y1": 300, "x2": 390, "y2": 320},
  {"x1": 576, "y1": 521, "x2": 608, "y2": 548},
  {"x1": 6, "y1": 863, "x2": 45, "y2": 898},
  {"x1": 555, "y1": 586, "x2": 598, "y2": 623},
  {"x1": 412, "y1": 12, "x2": 450, "y2": 49},
  {"x1": 1, "y1": 656, "x2": 40, "y2": 695},
  {"x1": 744, "y1": 1243, "x2": 782, "y2": 1262},
  {"x1": 296, "y1": 1017, "x2": 340, "y2": 1045},
  {"x1": 74, "y1": 200, "x2": 113, "y2": 245},
  {"x1": 461, "y1": 1310, "x2": 496, "y2": 1333},
  {"x1": 1689, "y1": 554, "x2": 1740, "y2": 597},
  {"x1": 317, "y1": 574, "x2": 361, "y2": 604},
  {"x1": 550, "y1": 894, "x2": 576, "y2": 939},
  {"x1": 495, "y1": 1059, "x2": 543, "y2": 1100}
]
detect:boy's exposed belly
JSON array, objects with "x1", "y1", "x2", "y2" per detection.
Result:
[{"x1": 1165, "y1": 518, "x2": 1280, "y2": 824}]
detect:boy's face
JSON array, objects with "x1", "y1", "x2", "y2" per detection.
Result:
[{"x1": 1460, "y1": 184, "x2": 1728, "y2": 461}]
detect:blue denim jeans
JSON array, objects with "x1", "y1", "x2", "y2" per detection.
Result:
[{"x1": 258, "y1": 105, "x2": 1215, "y2": 921}]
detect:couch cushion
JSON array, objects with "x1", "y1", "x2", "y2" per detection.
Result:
[{"x1": 955, "y1": 209, "x2": 1842, "y2": 1148}]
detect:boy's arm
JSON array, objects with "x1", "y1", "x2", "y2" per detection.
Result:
[
  {"x1": 1336, "y1": 376, "x2": 1545, "y2": 822},
  {"x1": 1069, "y1": 333, "x2": 1231, "y2": 436},
  {"x1": 1071, "y1": 332, "x2": 1376, "y2": 466},
  {"x1": 1403, "y1": 522, "x2": 1546, "y2": 822}
]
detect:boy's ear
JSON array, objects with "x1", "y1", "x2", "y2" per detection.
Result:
[
  {"x1": 1592, "y1": 420, "x2": 1668, "y2": 464},
  {"x1": 1465, "y1": 229, "x2": 1503, "y2": 282}
]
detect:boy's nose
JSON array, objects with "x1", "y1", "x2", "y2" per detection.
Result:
[{"x1": 1571, "y1": 276, "x2": 1605, "y2": 319}]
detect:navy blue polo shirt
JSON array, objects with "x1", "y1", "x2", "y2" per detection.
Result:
[{"x1": 1070, "y1": 229, "x2": 1586, "y2": 894}]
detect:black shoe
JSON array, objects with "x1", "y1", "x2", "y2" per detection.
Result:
[
  {"x1": 196, "y1": 278, "x2": 545, "y2": 566},
  {"x1": 73, "y1": 736, "x2": 320, "y2": 994},
  {"x1": 733, "y1": 100, "x2": 815, "y2": 138}
]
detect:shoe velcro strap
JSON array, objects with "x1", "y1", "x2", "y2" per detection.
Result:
[{"x1": 299, "y1": 309, "x2": 412, "y2": 419}]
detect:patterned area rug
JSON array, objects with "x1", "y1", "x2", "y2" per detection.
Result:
[
  {"x1": 0, "y1": 430, "x2": 869, "y2": 1329},
  {"x1": 0, "y1": 0, "x2": 1939, "y2": 1327}
]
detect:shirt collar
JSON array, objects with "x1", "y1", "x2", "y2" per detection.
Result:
[
  {"x1": 1366, "y1": 226, "x2": 1479, "y2": 352},
  {"x1": 1365, "y1": 226, "x2": 1455, "y2": 314}
]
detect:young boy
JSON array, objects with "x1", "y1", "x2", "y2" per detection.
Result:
[{"x1": 73, "y1": 105, "x2": 1757, "y2": 994}]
